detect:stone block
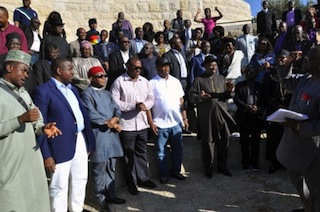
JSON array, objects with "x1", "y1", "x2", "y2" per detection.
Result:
[
  {"x1": 149, "y1": 3, "x2": 160, "y2": 12},
  {"x1": 159, "y1": 2, "x2": 169, "y2": 12},
  {"x1": 137, "y1": 3, "x2": 149, "y2": 12}
]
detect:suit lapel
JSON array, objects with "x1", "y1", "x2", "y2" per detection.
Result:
[{"x1": 48, "y1": 80, "x2": 76, "y2": 118}]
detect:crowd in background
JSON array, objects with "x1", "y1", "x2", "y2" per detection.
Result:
[{"x1": 1, "y1": 0, "x2": 320, "y2": 211}]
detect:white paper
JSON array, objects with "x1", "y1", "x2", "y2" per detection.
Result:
[{"x1": 266, "y1": 108, "x2": 309, "y2": 123}]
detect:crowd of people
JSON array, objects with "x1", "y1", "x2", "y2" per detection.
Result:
[{"x1": 1, "y1": 0, "x2": 320, "y2": 211}]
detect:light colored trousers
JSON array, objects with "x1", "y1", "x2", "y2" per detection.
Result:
[{"x1": 49, "y1": 133, "x2": 88, "y2": 212}]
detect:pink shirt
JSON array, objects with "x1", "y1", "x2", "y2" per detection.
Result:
[
  {"x1": 0, "y1": 24, "x2": 28, "y2": 54},
  {"x1": 201, "y1": 17, "x2": 219, "y2": 35}
]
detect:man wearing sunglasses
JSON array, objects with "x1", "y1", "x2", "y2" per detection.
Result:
[
  {"x1": 108, "y1": 36, "x2": 133, "y2": 89},
  {"x1": 111, "y1": 57, "x2": 156, "y2": 195},
  {"x1": 82, "y1": 66, "x2": 125, "y2": 211}
]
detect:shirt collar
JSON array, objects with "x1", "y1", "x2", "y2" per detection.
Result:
[
  {"x1": 91, "y1": 85, "x2": 104, "y2": 90},
  {"x1": 123, "y1": 72, "x2": 142, "y2": 81},
  {"x1": 0, "y1": 78, "x2": 21, "y2": 91},
  {"x1": 120, "y1": 49, "x2": 129, "y2": 54},
  {"x1": 51, "y1": 77, "x2": 72, "y2": 90}
]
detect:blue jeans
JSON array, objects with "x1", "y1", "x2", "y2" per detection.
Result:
[{"x1": 155, "y1": 124, "x2": 183, "y2": 176}]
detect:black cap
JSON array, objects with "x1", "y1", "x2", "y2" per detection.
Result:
[
  {"x1": 89, "y1": 18, "x2": 97, "y2": 25},
  {"x1": 201, "y1": 55, "x2": 218, "y2": 67},
  {"x1": 49, "y1": 16, "x2": 64, "y2": 26},
  {"x1": 156, "y1": 57, "x2": 171, "y2": 67},
  {"x1": 278, "y1": 49, "x2": 290, "y2": 57}
]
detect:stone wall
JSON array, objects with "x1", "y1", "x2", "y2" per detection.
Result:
[{"x1": 2, "y1": 0, "x2": 252, "y2": 42}]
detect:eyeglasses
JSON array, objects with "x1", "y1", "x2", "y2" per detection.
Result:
[
  {"x1": 132, "y1": 66, "x2": 143, "y2": 71},
  {"x1": 92, "y1": 74, "x2": 107, "y2": 78}
]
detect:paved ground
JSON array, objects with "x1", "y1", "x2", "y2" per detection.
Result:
[{"x1": 84, "y1": 166, "x2": 304, "y2": 212}]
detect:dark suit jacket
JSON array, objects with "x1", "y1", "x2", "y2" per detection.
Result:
[
  {"x1": 107, "y1": 50, "x2": 133, "y2": 89},
  {"x1": 163, "y1": 49, "x2": 189, "y2": 91},
  {"x1": 129, "y1": 39, "x2": 148, "y2": 55},
  {"x1": 33, "y1": 59, "x2": 51, "y2": 86},
  {"x1": 189, "y1": 53, "x2": 205, "y2": 84},
  {"x1": 257, "y1": 10, "x2": 276, "y2": 36},
  {"x1": 40, "y1": 34, "x2": 71, "y2": 59},
  {"x1": 93, "y1": 42, "x2": 117, "y2": 64},
  {"x1": 277, "y1": 74, "x2": 320, "y2": 172},
  {"x1": 32, "y1": 79, "x2": 95, "y2": 164},
  {"x1": 163, "y1": 49, "x2": 189, "y2": 80},
  {"x1": 282, "y1": 9, "x2": 302, "y2": 26},
  {"x1": 23, "y1": 26, "x2": 42, "y2": 50},
  {"x1": 234, "y1": 80, "x2": 264, "y2": 128},
  {"x1": 180, "y1": 29, "x2": 194, "y2": 46}
]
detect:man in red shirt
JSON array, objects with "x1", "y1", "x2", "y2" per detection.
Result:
[{"x1": 0, "y1": 6, "x2": 28, "y2": 55}]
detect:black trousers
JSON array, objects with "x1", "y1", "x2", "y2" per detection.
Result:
[
  {"x1": 119, "y1": 129, "x2": 150, "y2": 184},
  {"x1": 202, "y1": 128, "x2": 229, "y2": 171}
]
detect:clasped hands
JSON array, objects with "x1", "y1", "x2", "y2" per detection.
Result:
[{"x1": 105, "y1": 117, "x2": 122, "y2": 132}]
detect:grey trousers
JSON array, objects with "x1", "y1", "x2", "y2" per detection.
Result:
[
  {"x1": 288, "y1": 153, "x2": 320, "y2": 212},
  {"x1": 92, "y1": 158, "x2": 117, "y2": 203}
]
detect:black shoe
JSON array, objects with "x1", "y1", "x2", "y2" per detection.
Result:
[
  {"x1": 204, "y1": 167, "x2": 213, "y2": 178},
  {"x1": 137, "y1": 180, "x2": 157, "y2": 188},
  {"x1": 252, "y1": 165, "x2": 259, "y2": 172},
  {"x1": 218, "y1": 168, "x2": 232, "y2": 177},
  {"x1": 292, "y1": 209, "x2": 305, "y2": 212},
  {"x1": 268, "y1": 165, "x2": 279, "y2": 174},
  {"x1": 89, "y1": 198, "x2": 111, "y2": 212},
  {"x1": 127, "y1": 182, "x2": 139, "y2": 195},
  {"x1": 205, "y1": 171, "x2": 213, "y2": 179},
  {"x1": 160, "y1": 174, "x2": 168, "y2": 183},
  {"x1": 242, "y1": 166, "x2": 250, "y2": 172},
  {"x1": 182, "y1": 129, "x2": 193, "y2": 134},
  {"x1": 170, "y1": 172, "x2": 187, "y2": 180},
  {"x1": 105, "y1": 197, "x2": 126, "y2": 204}
]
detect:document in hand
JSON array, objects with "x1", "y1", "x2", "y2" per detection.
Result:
[{"x1": 266, "y1": 108, "x2": 309, "y2": 123}]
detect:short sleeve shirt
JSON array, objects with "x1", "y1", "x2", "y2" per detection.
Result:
[
  {"x1": 13, "y1": 7, "x2": 38, "y2": 27},
  {"x1": 149, "y1": 75, "x2": 184, "y2": 128},
  {"x1": 201, "y1": 17, "x2": 219, "y2": 35}
]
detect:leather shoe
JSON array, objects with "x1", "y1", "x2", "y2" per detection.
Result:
[
  {"x1": 218, "y1": 168, "x2": 232, "y2": 177},
  {"x1": 268, "y1": 166, "x2": 279, "y2": 174},
  {"x1": 292, "y1": 209, "x2": 305, "y2": 212},
  {"x1": 89, "y1": 198, "x2": 111, "y2": 212},
  {"x1": 105, "y1": 197, "x2": 126, "y2": 204},
  {"x1": 170, "y1": 172, "x2": 187, "y2": 180},
  {"x1": 205, "y1": 167, "x2": 213, "y2": 179},
  {"x1": 205, "y1": 171, "x2": 213, "y2": 179},
  {"x1": 127, "y1": 182, "x2": 139, "y2": 195},
  {"x1": 138, "y1": 180, "x2": 157, "y2": 188},
  {"x1": 160, "y1": 174, "x2": 168, "y2": 183},
  {"x1": 182, "y1": 129, "x2": 193, "y2": 134}
]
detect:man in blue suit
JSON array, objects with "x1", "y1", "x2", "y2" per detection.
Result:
[
  {"x1": 189, "y1": 40, "x2": 215, "y2": 84},
  {"x1": 32, "y1": 58, "x2": 95, "y2": 212}
]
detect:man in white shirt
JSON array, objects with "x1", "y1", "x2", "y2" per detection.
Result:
[
  {"x1": 235, "y1": 24, "x2": 258, "y2": 67},
  {"x1": 149, "y1": 57, "x2": 189, "y2": 183}
]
